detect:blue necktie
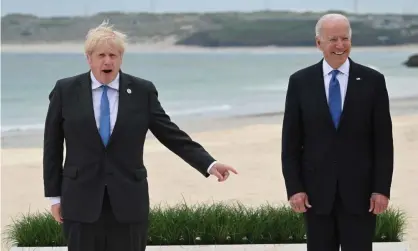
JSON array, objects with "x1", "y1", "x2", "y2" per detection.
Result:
[
  {"x1": 99, "y1": 85, "x2": 111, "y2": 146},
  {"x1": 328, "y1": 70, "x2": 342, "y2": 128}
]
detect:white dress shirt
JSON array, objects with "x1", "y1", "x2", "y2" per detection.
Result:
[
  {"x1": 322, "y1": 58, "x2": 350, "y2": 109},
  {"x1": 49, "y1": 72, "x2": 216, "y2": 205}
]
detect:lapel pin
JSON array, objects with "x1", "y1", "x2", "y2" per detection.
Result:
[
  {"x1": 127, "y1": 88, "x2": 132, "y2": 94},
  {"x1": 356, "y1": 77, "x2": 361, "y2": 80}
]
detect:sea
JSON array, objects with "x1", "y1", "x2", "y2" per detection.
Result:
[{"x1": 2, "y1": 48, "x2": 418, "y2": 146}]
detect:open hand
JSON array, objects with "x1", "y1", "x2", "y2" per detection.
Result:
[
  {"x1": 209, "y1": 163, "x2": 238, "y2": 182},
  {"x1": 289, "y1": 192, "x2": 312, "y2": 213}
]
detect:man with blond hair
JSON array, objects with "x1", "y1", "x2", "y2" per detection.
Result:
[
  {"x1": 281, "y1": 13, "x2": 394, "y2": 250},
  {"x1": 43, "y1": 20, "x2": 237, "y2": 251}
]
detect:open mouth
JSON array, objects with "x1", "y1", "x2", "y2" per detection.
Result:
[
  {"x1": 102, "y1": 69, "x2": 112, "y2": 73},
  {"x1": 333, "y1": 51, "x2": 346, "y2": 55}
]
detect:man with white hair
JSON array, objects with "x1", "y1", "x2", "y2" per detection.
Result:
[
  {"x1": 43, "y1": 20, "x2": 238, "y2": 251},
  {"x1": 281, "y1": 13, "x2": 394, "y2": 250}
]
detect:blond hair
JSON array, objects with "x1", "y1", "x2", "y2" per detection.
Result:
[{"x1": 84, "y1": 20, "x2": 127, "y2": 56}]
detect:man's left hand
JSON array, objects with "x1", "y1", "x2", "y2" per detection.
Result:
[
  {"x1": 209, "y1": 163, "x2": 238, "y2": 182},
  {"x1": 369, "y1": 193, "x2": 389, "y2": 214}
]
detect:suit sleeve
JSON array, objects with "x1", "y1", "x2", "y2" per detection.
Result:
[
  {"x1": 281, "y1": 75, "x2": 304, "y2": 200},
  {"x1": 148, "y1": 82, "x2": 216, "y2": 177},
  {"x1": 43, "y1": 81, "x2": 64, "y2": 197},
  {"x1": 372, "y1": 74, "x2": 394, "y2": 198}
]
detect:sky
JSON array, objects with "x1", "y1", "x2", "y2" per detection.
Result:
[{"x1": 1, "y1": 0, "x2": 418, "y2": 17}]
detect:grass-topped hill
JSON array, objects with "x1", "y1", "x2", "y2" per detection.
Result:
[{"x1": 2, "y1": 10, "x2": 418, "y2": 47}]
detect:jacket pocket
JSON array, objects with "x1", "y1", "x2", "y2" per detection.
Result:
[{"x1": 62, "y1": 167, "x2": 78, "y2": 179}]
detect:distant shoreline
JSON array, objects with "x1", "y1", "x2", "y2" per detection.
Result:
[{"x1": 2, "y1": 42, "x2": 418, "y2": 53}]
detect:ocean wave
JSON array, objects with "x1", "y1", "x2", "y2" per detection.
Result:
[
  {"x1": 243, "y1": 84, "x2": 287, "y2": 92},
  {"x1": 1, "y1": 123, "x2": 45, "y2": 133},
  {"x1": 167, "y1": 104, "x2": 232, "y2": 116}
]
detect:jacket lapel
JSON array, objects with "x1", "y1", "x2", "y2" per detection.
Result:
[
  {"x1": 338, "y1": 58, "x2": 360, "y2": 130},
  {"x1": 77, "y1": 71, "x2": 105, "y2": 149},
  {"x1": 106, "y1": 71, "x2": 132, "y2": 147},
  {"x1": 312, "y1": 60, "x2": 337, "y2": 130}
]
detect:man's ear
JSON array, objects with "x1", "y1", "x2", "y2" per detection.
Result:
[
  {"x1": 315, "y1": 36, "x2": 320, "y2": 46},
  {"x1": 86, "y1": 54, "x2": 92, "y2": 65},
  {"x1": 315, "y1": 38, "x2": 321, "y2": 48}
]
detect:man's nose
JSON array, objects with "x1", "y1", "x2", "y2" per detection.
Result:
[
  {"x1": 103, "y1": 56, "x2": 112, "y2": 64},
  {"x1": 335, "y1": 39, "x2": 345, "y2": 48}
]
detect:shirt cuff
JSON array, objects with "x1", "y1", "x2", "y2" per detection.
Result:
[
  {"x1": 49, "y1": 197, "x2": 61, "y2": 205},
  {"x1": 207, "y1": 161, "x2": 217, "y2": 174}
]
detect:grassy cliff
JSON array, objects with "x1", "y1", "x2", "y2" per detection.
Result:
[{"x1": 2, "y1": 10, "x2": 418, "y2": 47}]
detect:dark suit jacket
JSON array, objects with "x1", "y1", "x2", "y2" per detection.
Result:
[
  {"x1": 43, "y1": 71, "x2": 216, "y2": 223},
  {"x1": 281, "y1": 58, "x2": 394, "y2": 215}
]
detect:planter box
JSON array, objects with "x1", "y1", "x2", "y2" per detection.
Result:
[{"x1": 10, "y1": 242, "x2": 410, "y2": 251}]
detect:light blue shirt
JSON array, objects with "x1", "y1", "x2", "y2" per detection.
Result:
[{"x1": 91, "y1": 71, "x2": 120, "y2": 133}]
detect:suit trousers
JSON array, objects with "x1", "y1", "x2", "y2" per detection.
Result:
[
  {"x1": 304, "y1": 184, "x2": 376, "y2": 251},
  {"x1": 62, "y1": 187, "x2": 148, "y2": 251}
]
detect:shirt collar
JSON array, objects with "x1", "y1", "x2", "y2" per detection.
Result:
[
  {"x1": 322, "y1": 58, "x2": 350, "y2": 76},
  {"x1": 90, "y1": 71, "x2": 120, "y2": 90}
]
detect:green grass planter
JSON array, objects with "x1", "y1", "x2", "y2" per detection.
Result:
[{"x1": 3, "y1": 202, "x2": 407, "y2": 247}]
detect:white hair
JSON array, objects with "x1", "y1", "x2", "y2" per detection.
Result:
[
  {"x1": 84, "y1": 20, "x2": 127, "y2": 56},
  {"x1": 315, "y1": 13, "x2": 352, "y2": 39}
]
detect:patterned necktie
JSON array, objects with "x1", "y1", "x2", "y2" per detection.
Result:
[
  {"x1": 328, "y1": 69, "x2": 342, "y2": 128},
  {"x1": 99, "y1": 85, "x2": 111, "y2": 146}
]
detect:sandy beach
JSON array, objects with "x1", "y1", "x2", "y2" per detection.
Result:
[{"x1": 1, "y1": 112, "x2": 418, "y2": 250}]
